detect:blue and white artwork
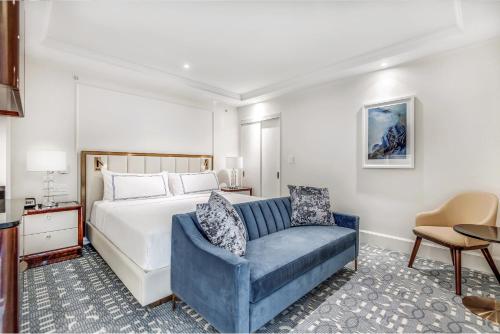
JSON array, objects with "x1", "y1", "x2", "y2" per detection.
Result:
[
  {"x1": 363, "y1": 96, "x2": 414, "y2": 168},
  {"x1": 367, "y1": 103, "x2": 407, "y2": 159}
]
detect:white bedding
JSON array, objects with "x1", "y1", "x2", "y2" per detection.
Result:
[{"x1": 89, "y1": 192, "x2": 257, "y2": 271}]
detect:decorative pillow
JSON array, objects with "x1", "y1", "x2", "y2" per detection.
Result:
[
  {"x1": 168, "y1": 172, "x2": 219, "y2": 196},
  {"x1": 101, "y1": 169, "x2": 170, "y2": 201},
  {"x1": 196, "y1": 192, "x2": 247, "y2": 256},
  {"x1": 288, "y1": 185, "x2": 335, "y2": 226}
]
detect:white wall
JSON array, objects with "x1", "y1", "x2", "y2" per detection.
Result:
[
  {"x1": 11, "y1": 57, "x2": 77, "y2": 202},
  {"x1": 238, "y1": 38, "x2": 500, "y2": 272},
  {"x1": 77, "y1": 83, "x2": 213, "y2": 153},
  {"x1": 11, "y1": 57, "x2": 239, "y2": 202},
  {"x1": 0, "y1": 118, "x2": 10, "y2": 193}
]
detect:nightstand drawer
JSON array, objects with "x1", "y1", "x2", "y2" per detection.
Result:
[
  {"x1": 24, "y1": 210, "x2": 78, "y2": 235},
  {"x1": 24, "y1": 228, "x2": 78, "y2": 255}
]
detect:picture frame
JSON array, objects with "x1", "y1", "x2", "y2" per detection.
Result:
[{"x1": 362, "y1": 95, "x2": 414, "y2": 169}]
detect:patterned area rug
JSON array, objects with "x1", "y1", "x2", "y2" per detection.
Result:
[{"x1": 21, "y1": 244, "x2": 500, "y2": 333}]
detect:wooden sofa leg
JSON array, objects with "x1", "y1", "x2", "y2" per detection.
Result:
[
  {"x1": 172, "y1": 294, "x2": 176, "y2": 311},
  {"x1": 408, "y1": 237, "x2": 422, "y2": 268},
  {"x1": 450, "y1": 248, "x2": 455, "y2": 266},
  {"x1": 481, "y1": 248, "x2": 500, "y2": 283},
  {"x1": 354, "y1": 258, "x2": 358, "y2": 271},
  {"x1": 454, "y1": 249, "x2": 462, "y2": 295}
]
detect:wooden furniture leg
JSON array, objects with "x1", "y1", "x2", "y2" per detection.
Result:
[
  {"x1": 354, "y1": 258, "x2": 358, "y2": 271},
  {"x1": 172, "y1": 294, "x2": 176, "y2": 311},
  {"x1": 454, "y1": 249, "x2": 462, "y2": 295},
  {"x1": 450, "y1": 248, "x2": 455, "y2": 266},
  {"x1": 408, "y1": 237, "x2": 422, "y2": 268},
  {"x1": 481, "y1": 248, "x2": 500, "y2": 283}
]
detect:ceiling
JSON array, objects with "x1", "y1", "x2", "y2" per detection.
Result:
[{"x1": 26, "y1": 0, "x2": 500, "y2": 107}]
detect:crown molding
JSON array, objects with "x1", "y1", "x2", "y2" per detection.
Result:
[
  {"x1": 31, "y1": 0, "x2": 500, "y2": 106},
  {"x1": 42, "y1": 37, "x2": 242, "y2": 102},
  {"x1": 240, "y1": 0, "x2": 466, "y2": 103}
]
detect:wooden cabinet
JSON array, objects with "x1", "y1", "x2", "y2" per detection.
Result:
[
  {"x1": 0, "y1": 0, "x2": 24, "y2": 117},
  {"x1": 22, "y1": 204, "x2": 83, "y2": 268},
  {"x1": 0, "y1": 225, "x2": 19, "y2": 333},
  {"x1": 0, "y1": 200, "x2": 24, "y2": 333}
]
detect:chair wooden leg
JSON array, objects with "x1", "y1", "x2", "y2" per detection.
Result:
[
  {"x1": 481, "y1": 248, "x2": 500, "y2": 284},
  {"x1": 408, "y1": 237, "x2": 422, "y2": 268},
  {"x1": 454, "y1": 249, "x2": 462, "y2": 295},
  {"x1": 450, "y1": 248, "x2": 455, "y2": 266}
]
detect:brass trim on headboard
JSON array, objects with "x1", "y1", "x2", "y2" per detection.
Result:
[{"x1": 80, "y1": 150, "x2": 214, "y2": 223}]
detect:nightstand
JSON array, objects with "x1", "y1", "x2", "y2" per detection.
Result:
[
  {"x1": 21, "y1": 202, "x2": 83, "y2": 268},
  {"x1": 221, "y1": 186, "x2": 253, "y2": 196}
]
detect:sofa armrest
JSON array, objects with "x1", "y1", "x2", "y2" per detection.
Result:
[
  {"x1": 171, "y1": 213, "x2": 250, "y2": 333},
  {"x1": 333, "y1": 212, "x2": 360, "y2": 257}
]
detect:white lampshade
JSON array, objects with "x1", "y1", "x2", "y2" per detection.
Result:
[
  {"x1": 225, "y1": 156, "x2": 243, "y2": 169},
  {"x1": 27, "y1": 150, "x2": 67, "y2": 172}
]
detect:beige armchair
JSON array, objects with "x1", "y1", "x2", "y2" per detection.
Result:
[{"x1": 408, "y1": 192, "x2": 500, "y2": 295}]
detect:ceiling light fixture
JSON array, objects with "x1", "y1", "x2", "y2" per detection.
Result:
[{"x1": 183, "y1": 63, "x2": 190, "y2": 69}]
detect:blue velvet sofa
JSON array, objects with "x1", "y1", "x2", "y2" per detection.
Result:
[{"x1": 171, "y1": 197, "x2": 359, "y2": 333}]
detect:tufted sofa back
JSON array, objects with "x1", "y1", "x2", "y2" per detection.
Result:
[{"x1": 188, "y1": 197, "x2": 293, "y2": 241}]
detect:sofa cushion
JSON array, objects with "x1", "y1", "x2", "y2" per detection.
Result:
[
  {"x1": 288, "y1": 185, "x2": 334, "y2": 226},
  {"x1": 196, "y1": 192, "x2": 247, "y2": 256},
  {"x1": 245, "y1": 225, "x2": 356, "y2": 303}
]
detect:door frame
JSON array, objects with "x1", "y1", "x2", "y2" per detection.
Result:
[{"x1": 240, "y1": 113, "x2": 281, "y2": 197}]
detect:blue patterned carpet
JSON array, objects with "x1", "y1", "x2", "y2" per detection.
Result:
[{"x1": 21, "y1": 244, "x2": 500, "y2": 333}]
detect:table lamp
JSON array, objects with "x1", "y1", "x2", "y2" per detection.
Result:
[
  {"x1": 225, "y1": 156, "x2": 243, "y2": 189},
  {"x1": 26, "y1": 150, "x2": 66, "y2": 207}
]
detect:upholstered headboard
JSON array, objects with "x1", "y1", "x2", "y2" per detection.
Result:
[{"x1": 80, "y1": 151, "x2": 213, "y2": 222}]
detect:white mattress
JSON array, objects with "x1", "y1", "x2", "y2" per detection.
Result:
[{"x1": 89, "y1": 192, "x2": 257, "y2": 271}]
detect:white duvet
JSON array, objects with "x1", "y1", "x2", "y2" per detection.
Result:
[{"x1": 89, "y1": 192, "x2": 257, "y2": 271}]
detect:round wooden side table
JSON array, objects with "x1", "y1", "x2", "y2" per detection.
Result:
[{"x1": 453, "y1": 224, "x2": 500, "y2": 324}]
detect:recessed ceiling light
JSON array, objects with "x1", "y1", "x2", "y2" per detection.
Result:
[
  {"x1": 380, "y1": 62, "x2": 388, "y2": 68},
  {"x1": 183, "y1": 63, "x2": 190, "y2": 69}
]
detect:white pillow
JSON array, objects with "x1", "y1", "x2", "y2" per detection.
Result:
[
  {"x1": 101, "y1": 170, "x2": 170, "y2": 201},
  {"x1": 168, "y1": 171, "x2": 219, "y2": 195},
  {"x1": 167, "y1": 173, "x2": 185, "y2": 196}
]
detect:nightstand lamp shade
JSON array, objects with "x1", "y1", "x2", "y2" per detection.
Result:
[
  {"x1": 225, "y1": 157, "x2": 243, "y2": 169},
  {"x1": 26, "y1": 151, "x2": 67, "y2": 207},
  {"x1": 225, "y1": 157, "x2": 243, "y2": 188},
  {"x1": 27, "y1": 151, "x2": 66, "y2": 172}
]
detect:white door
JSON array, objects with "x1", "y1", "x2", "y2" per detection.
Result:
[
  {"x1": 261, "y1": 118, "x2": 280, "y2": 198},
  {"x1": 241, "y1": 122, "x2": 261, "y2": 196}
]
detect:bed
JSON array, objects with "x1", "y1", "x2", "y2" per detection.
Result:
[{"x1": 81, "y1": 151, "x2": 257, "y2": 306}]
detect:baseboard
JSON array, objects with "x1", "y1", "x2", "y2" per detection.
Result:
[{"x1": 360, "y1": 229, "x2": 500, "y2": 275}]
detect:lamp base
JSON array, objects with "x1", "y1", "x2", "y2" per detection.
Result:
[{"x1": 229, "y1": 169, "x2": 239, "y2": 188}]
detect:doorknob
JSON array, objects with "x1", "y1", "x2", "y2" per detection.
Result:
[{"x1": 277, "y1": 171, "x2": 280, "y2": 179}]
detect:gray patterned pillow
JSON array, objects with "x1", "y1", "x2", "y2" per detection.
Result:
[
  {"x1": 196, "y1": 191, "x2": 247, "y2": 256},
  {"x1": 288, "y1": 185, "x2": 335, "y2": 226}
]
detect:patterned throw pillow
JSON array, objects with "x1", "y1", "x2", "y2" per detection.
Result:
[
  {"x1": 196, "y1": 192, "x2": 247, "y2": 256},
  {"x1": 288, "y1": 185, "x2": 335, "y2": 226}
]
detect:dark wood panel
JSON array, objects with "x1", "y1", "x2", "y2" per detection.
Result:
[
  {"x1": 24, "y1": 204, "x2": 82, "y2": 216},
  {"x1": 221, "y1": 187, "x2": 253, "y2": 196},
  {"x1": 23, "y1": 246, "x2": 82, "y2": 269},
  {"x1": 0, "y1": 110, "x2": 19, "y2": 117},
  {"x1": 0, "y1": 226, "x2": 19, "y2": 333},
  {"x1": 0, "y1": 0, "x2": 19, "y2": 88}
]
